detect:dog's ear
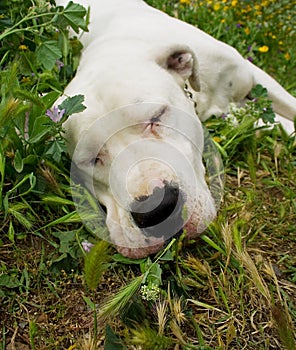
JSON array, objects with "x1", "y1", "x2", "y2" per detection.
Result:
[{"x1": 155, "y1": 45, "x2": 200, "y2": 92}]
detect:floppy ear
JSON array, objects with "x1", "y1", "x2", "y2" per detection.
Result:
[{"x1": 154, "y1": 45, "x2": 200, "y2": 92}]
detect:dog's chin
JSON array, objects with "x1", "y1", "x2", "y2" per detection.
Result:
[{"x1": 116, "y1": 241, "x2": 166, "y2": 259}]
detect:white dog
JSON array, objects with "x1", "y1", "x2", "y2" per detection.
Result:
[{"x1": 56, "y1": 0, "x2": 296, "y2": 258}]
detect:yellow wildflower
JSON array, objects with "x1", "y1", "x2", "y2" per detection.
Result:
[
  {"x1": 19, "y1": 44, "x2": 28, "y2": 51},
  {"x1": 258, "y1": 45, "x2": 269, "y2": 53},
  {"x1": 231, "y1": 0, "x2": 238, "y2": 7},
  {"x1": 221, "y1": 18, "x2": 226, "y2": 23},
  {"x1": 284, "y1": 52, "x2": 290, "y2": 61},
  {"x1": 213, "y1": 3, "x2": 221, "y2": 10},
  {"x1": 180, "y1": 0, "x2": 190, "y2": 4},
  {"x1": 244, "y1": 27, "x2": 250, "y2": 35},
  {"x1": 213, "y1": 136, "x2": 222, "y2": 143},
  {"x1": 21, "y1": 77, "x2": 31, "y2": 83}
]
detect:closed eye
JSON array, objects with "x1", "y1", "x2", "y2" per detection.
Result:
[
  {"x1": 91, "y1": 156, "x2": 102, "y2": 165},
  {"x1": 143, "y1": 106, "x2": 168, "y2": 134},
  {"x1": 90, "y1": 147, "x2": 108, "y2": 166},
  {"x1": 146, "y1": 115, "x2": 161, "y2": 128}
]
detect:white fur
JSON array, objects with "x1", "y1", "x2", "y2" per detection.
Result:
[{"x1": 56, "y1": 0, "x2": 296, "y2": 258}]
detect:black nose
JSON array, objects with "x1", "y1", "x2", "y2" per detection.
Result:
[{"x1": 130, "y1": 182, "x2": 185, "y2": 239}]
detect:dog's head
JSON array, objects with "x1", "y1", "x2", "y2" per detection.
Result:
[{"x1": 61, "y1": 44, "x2": 219, "y2": 258}]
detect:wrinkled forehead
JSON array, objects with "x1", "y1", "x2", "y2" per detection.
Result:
[
  {"x1": 95, "y1": 58, "x2": 188, "y2": 107},
  {"x1": 71, "y1": 102, "x2": 204, "y2": 163}
]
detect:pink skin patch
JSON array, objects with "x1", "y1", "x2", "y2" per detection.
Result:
[
  {"x1": 147, "y1": 178, "x2": 165, "y2": 193},
  {"x1": 116, "y1": 241, "x2": 165, "y2": 259}
]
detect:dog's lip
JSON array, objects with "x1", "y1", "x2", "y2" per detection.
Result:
[{"x1": 116, "y1": 241, "x2": 166, "y2": 259}]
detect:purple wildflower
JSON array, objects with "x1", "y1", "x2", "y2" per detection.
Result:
[
  {"x1": 46, "y1": 106, "x2": 65, "y2": 123},
  {"x1": 82, "y1": 241, "x2": 94, "y2": 253},
  {"x1": 247, "y1": 56, "x2": 253, "y2": 62},
  {"x1": 236, "y1": 23, "x2": 242, "y2": 28},
  {"x1": 56, "y1": 59, "x2": 64, "y2": 71}
]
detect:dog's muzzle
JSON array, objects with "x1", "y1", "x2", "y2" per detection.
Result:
[{"x1": 130, "y1": 182, "x2": 185, "y2": 240}]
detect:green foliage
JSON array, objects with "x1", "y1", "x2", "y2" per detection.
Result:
[
  {"x1": 0, "y1": 0, "x2": 88, "y2": 301},
  {"x1": 129, "y1": 326, "x2": 172, "y2": 349},
  {"x1": 104, "y1": 325, "x2": 127, "y2": 350}
]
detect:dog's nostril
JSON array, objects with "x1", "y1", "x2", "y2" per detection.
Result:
[
  {"x1": 130, "y1": 183, "x2": 185, "y2": 238},
  {"x1": 99, "y1": 203, "x2": 107, "y2": 214}
]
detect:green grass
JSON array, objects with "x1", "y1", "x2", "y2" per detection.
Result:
[{"x1": 1, "y1": 0, "x2": 295, "y2": 349}]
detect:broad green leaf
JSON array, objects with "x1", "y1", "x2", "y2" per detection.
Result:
[
  {"x1": 104, "y1": 325, "x2": 126, "y2": 350},
  {"x1": 36, "y1": 41, "x2": 62, "y2": 70},
  {"x1": 45, "y1": 139, "x2": 67, "y2": 163},
  {"x1": 261, "y1": 107, "x2": 275, "y2": 124},
  {"x1": 13, "y1": 149, "x2": 23, "y2": 173},
  {"x1": 58, "y1": 94, "x2": 86, "y2": 116},
  {"x1": 146, "y1": 262, "x2": 162, "y2": 287},
  {"x1": 0, "y1": 274, "x2": 21, "y2": 288},
  {"x1": 140, "y1": 258, "x2": 162, "y2": 286},
  {"x1": 28, "y1": 116, "x2": 50, "y2": 144},
  {"x1": 8, "y1": 221, "x2": 15, "y2": 243},
  {"x1": 250, "y1": 84, "x2": 268, "y2": 98},
  {"x1": 60, "y1": 1, "x2": 88, "y2": 33},
  {"x1": 42, "y1": 91, "x2": 61, "y2": 108},
  {"x1": 23, "y1": 154, "x2": 38, "y2": 166},
  {"x1": 112, "y1": 253, "x2": 147, "y2": 265}
]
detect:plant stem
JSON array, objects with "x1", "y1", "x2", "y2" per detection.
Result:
[
  {"x1": 93, "y1": 291, "x2": 98, "y2": 343},
  {"x1": 0, "y1": 11, "x2": 62, "y2": 41}
]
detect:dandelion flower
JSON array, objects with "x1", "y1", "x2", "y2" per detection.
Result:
[
  {"x1": 19, "y1": 45, "x2": 28, "y2": 51},
  {"x1": 284, "y1": 52, "x2": 290, "y2": 60},
  {"x1": 258, "y1": 45, "x2": 269, "y2": 53},
  {"x1": 213, "y1": 136, "x2": 222, "y2": 143},
  {"x1": 180, "y1": 0, "x2": 190, "y2": 4},
  {"x1": 213, "y1": 3, "x2": 221, "y2": 11}
]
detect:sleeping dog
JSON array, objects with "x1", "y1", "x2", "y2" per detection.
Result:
[{"x1": 55, "y1": 0, "x2": 296, "y2": 258}]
